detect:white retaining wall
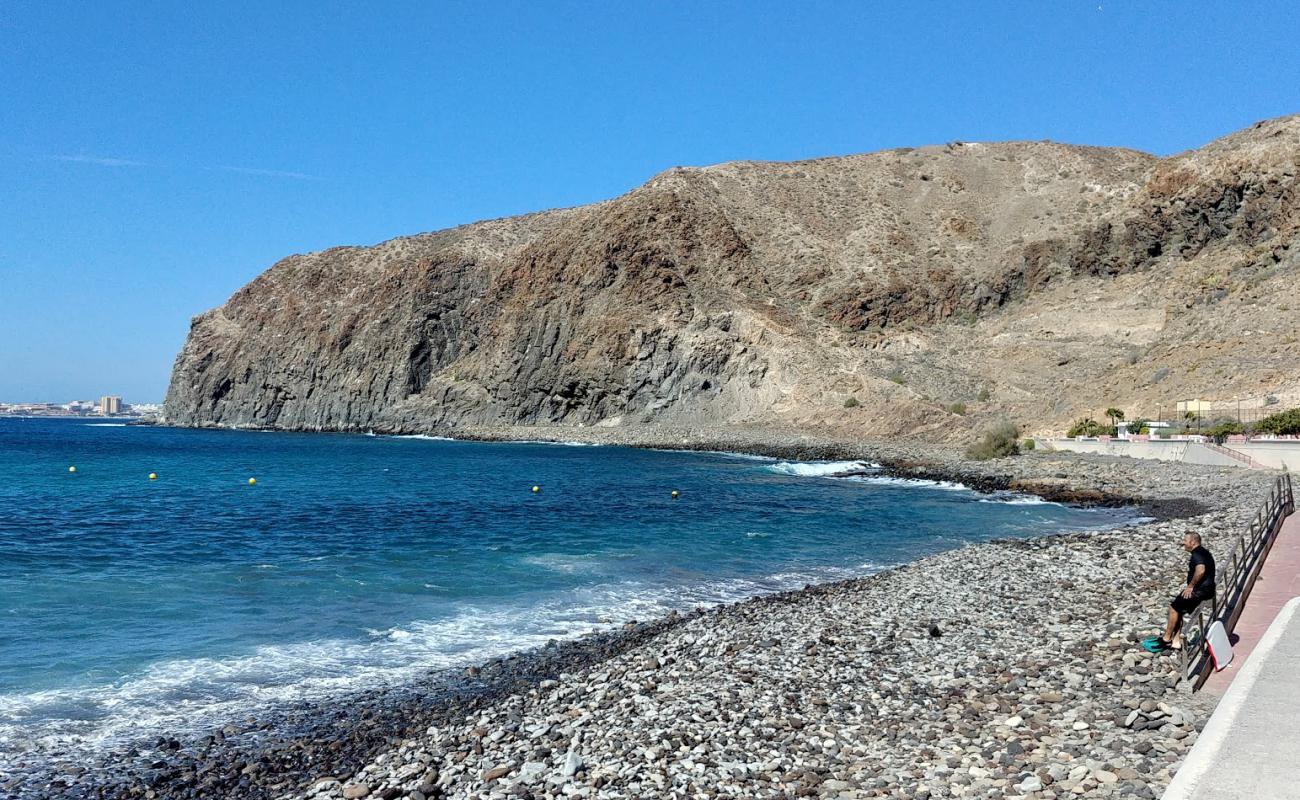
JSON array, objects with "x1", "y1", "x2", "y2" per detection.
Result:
[
  {"x1": 1043, "y1": 439, "x2": 1255, "y2": 468},
  {"x1": 1222, "y1": 441, "x2": 1300, "y2": 470}
]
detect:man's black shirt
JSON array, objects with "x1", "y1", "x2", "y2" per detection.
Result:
[{"x1": 1187, "y1": 545, "x2": 1216, "y2": 597}]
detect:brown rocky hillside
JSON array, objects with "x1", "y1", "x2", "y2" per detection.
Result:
[{"x1": 163, "y1": 115, "x2": 1300, "y2": 439}]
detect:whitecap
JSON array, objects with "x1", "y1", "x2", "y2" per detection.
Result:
[
  {"x1": 765, "y1": 460, "x2": 875, "y2": 477},
  {"x1": 389, "y1": 434, "x2": 456, "y2": 442},
  {"x1": 521, "y1": 553, "x2": 605, "y2": 575},
  {"x1": 844, "y1": 474, "x2": 969, "y2": 491},
  {"x1": 710, "y1": 451, "x2": 779, "y2": 462},
  {"x1": 976, "y1": 494, "x2": 1057, "y2": 506}
]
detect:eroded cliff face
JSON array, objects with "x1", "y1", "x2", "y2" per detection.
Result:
[{"x1": 165, "y1": 115, "x2": 1300, "y2": 438}]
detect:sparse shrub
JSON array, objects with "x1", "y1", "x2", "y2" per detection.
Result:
[
  {"x1": 1022, "y1": 438, "x2": 1036, "y2": 451},
  {"x1": 948, "y1": 402, "x2": 967, "y2": 416},
  {"x1": 1150, "y1": 367, "x2": 1170, "y2": 385},
  {"x1": 843, "y1": 397, "x2": 860, "y2": 409},
  {"x1": 976, "y1": 388, "x2": 991, "y2": 402},
  {"x1": 966, "y1": 421, "x2": 1021, "y2": 461},
  {"x1": 888, "y1": 372, "x2": 907, "y2": 385}
]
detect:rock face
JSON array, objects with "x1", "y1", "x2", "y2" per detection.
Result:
[{"x1": 164, "y1": 115, "x2": 1300, "y2": 436}]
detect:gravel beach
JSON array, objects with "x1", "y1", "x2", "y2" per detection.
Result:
[{"x1": 5, "y1": 430, "x2": 1276, "y2": 800}]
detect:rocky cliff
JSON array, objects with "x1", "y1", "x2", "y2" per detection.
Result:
[{"x1": 164, "y1": 115, "x2": 1300, "y2": 438}]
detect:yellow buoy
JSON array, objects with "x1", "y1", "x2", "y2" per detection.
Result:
[
  {"x1": 248, "y1": 477, "x2": 257, "y2": 486},
  {"x1": 68, "y1": 466, "x2": 76, "y2": 473},
  {"x1": 148, "y1": 472, "x2": 157, "y2": 481},
  {"x1": 671, "y1": 490, "x2": 679, "y2": 499},
  {"x1": 531, "y1": 485, "x2": 540, "y2": 493}
]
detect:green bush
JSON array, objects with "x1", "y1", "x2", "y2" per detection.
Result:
[
  {"x1": 1203, "y1": 419, "x2": 1244, "y2": 439},
  {"x1": 1066, "y1": 418, "x2": 1108, "y2": 437},
  {"x1": 1022, "y1": 438, "x2": 1036, "y2": 451},
  {"x1": 948, "y1": 402, "x2": 967, "y2": 416},
  {"x1": 976, "y1": 388, "x2": 991, "y2": 402},
  {"x1": 1127, "y1": 418, "x2": 1150, "y2": 435},
  {"x1": 1255, "y1": 407, "x2": 1300, "y2": 436},
  {"x1": 1201, "y1": 416, "x2": 1242, "y2": 434},
  {"x1": 966, "y1": 421, "x2": 1021, "y2": 460},
  {"x1": 843, "y1": 397, "x2": 859, "y2": 408},
  {"x1": 887, "y1": 372, "x2": 907, "y2": 385}
]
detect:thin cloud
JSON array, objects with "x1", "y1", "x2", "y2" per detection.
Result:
[
  {"x1": 49, "y1": 153, "x2": 324, "y2": 180},
  {"x1": 216, "y1": 165, "x2": 324, "y2": 181},
  {"x1": 53, "y1": 154, "x2": 150, "y2": 167}
]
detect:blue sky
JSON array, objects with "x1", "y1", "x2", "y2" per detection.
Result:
[{"x1": 2, "y1": 1, "x2": 1298, "y2": 402}]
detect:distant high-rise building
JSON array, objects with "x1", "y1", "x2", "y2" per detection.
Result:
[{"x1": 98, "y1": 395, "x2": 122, "y2": 415}]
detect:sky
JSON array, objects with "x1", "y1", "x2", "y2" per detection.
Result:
[{"x1": 2, "y1": 1, "x2": 1299, "y2": 403}]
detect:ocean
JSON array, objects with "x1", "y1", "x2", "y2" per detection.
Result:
[{"x1": 0, "y1": 418, "x2": 1137, "y2": 763}]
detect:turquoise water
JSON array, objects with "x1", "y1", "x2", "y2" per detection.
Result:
[{"x1": 0, "y1": 418, "x2": 1136, "y2": 758}]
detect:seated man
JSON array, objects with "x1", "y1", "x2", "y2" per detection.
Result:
[{"x1": 1146, "y1": 531, "x2": 1216, "y2": 651}]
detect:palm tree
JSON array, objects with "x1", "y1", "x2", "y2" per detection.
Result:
[{"x1": 1105, "y1": 407, "x2": 1125, "y2": 431}]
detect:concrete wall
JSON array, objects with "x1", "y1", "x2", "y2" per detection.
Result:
[
  {"x1": 1044, "y1": 439, "x2": 1251, "y2": 468},
  {"x1": 1183, "y1": 444, "x2": 1253, "y2": 468},
  {"x1": 1044, "y1": 438, "x2": 1187, "y2": 461},
  {"x1": 1227, "y1": 441, "x2": 1300, "y2": 470}
]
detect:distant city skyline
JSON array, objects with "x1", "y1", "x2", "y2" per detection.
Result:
[
  {"x1": 0, "y1": 395, "x2": 158, "y2": 406},
  {"x1": 3, "y1": 1, "x2": 1300, "y2": 401},
  {"x1": 0, "y1": 396, "x2": 160, "y2": 417}
]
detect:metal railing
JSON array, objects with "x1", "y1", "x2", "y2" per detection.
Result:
[
  {"x1": 1180, "y1": 472, "x2": 1295, "y2": 690},
  {"x1": 1203, "y1": 441, "x2": 1266, "y2": 469}
]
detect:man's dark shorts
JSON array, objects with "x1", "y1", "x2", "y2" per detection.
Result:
[{"x1": 1171, "y1": 592, "x2": 1213, "y2": 615}]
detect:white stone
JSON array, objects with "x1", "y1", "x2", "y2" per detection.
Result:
[
  {"x1": 1019, "y1": 776, "x2": 1044, "y2": 792},
  {"x1": 561, "y1": 750, "x2": 583, "y2": 778}
]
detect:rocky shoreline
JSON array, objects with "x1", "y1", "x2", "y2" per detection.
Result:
[{"x1": 5, "y1": 431, "x2": 1275, "y2": 800}]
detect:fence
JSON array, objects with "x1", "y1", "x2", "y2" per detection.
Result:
[
  {"x1": 1127, "y1": 396, "x2": 1289, "y2": 431},
  {"x1": 1180, "y1": 472, "x2": 1295, "y2": 691},
  {"x1": 1202, "y1": 442, "x2": 1266, "y2": 469}
]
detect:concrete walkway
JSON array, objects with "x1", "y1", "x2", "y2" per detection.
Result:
[
  {"x1": 1201, "y1": 509, "x2": 1300, "y2": 693},
  {"x1": 1163, "y1": 597, "x2": 1300, "y2": 798}
]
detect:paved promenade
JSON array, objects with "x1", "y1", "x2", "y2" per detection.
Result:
[
  {"x1": 1201, "y1": 509, "x2": 1300, "y2": 693},
  {"x1": 1163, "y1": 509, "x2": 1300, "y2": 799}
]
